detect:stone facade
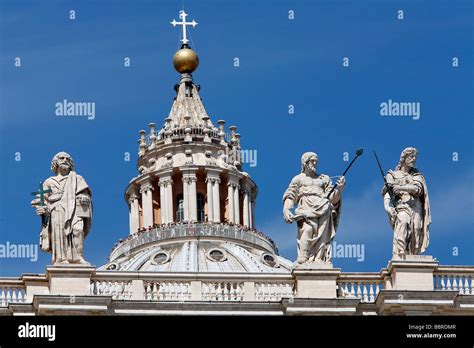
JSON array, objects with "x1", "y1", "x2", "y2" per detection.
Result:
[{"x1": 1, "y1": 261, "x2": 473, "y2": 315}]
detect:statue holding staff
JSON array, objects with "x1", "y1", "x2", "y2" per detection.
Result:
[{"x1": 282, "y1": 152, "x2": 345, "y2": 265}]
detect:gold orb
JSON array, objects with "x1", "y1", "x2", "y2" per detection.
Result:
[{"x1": 173, "y1": 48, "x2": 199, "y2": 73}]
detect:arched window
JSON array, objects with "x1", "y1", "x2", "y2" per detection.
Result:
[
  {"x1": 176, "y1": 194, "x2": 184, "y2": 222},
  {"x1": 197, "y1": 193, "x2": 205, "y2": 222}
]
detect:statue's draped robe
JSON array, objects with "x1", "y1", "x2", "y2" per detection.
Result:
[
  {"x1": 383, "y1": 169, "x2": 431, "y2": 255},
  {"x1": 40, "y1": 171, "x2": 92, "y2": 263},
  {"x1": 283, "y1": 173, "x2": 341, "y2": 262}
]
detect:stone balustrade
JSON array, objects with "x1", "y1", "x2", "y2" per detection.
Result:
[
  {"x1": 0, "y1": 280, "x2": 25, "y2": 307},
  {"x1": 109, "y1": 223, "x2": 278, "y2": 262},
  {"x1": 1, "y1": 265, "x2": 473, "y2": 309},
  {"x1": 255, "y1": 282, "x2": 294, "y2": 301},
  {"x1": 89, "y1": 280, "x2": 133, "y2": 300},
  {"x1": 144, "y1": 126, "x2": 222, "y2": 150},
  {"x1": 144, "y1": 281, "x2": 191, "y2": 301},
  {"x1": 202, "y1": 281, "x2": 244, "y2": 301},
  {"x1": 90, "y1": 272, "x2": 294, "y2": 302},
  {"x1": 337, "y1": 273, "x2": 384, "y2": 303},
  {"x1": 434, "y1": 266, "x2": 474, "y2": 295}
]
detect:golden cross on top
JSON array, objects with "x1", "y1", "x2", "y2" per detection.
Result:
[{"x1": 171, "y1": 10, "x2": 198, "y2": 45}]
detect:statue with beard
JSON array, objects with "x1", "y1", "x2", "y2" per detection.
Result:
[
  {"x1": 31, "y1": 152, "x2": 92, "y2": 265},
  {"x1": 283, "y1": 152, "x2": 345, "y2": 266},
  {"x1": 382, "y1": 147, "x2": 431, "y2": 258}
]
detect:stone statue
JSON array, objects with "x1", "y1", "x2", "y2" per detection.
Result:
[
  {"x1": 382, "y1": 147, "x2": 431, "y2": 258},
  {"x1": 283, "y1": 152, "x2": 345, "y2": 265},
  {"x1": 31, "y1": 152, "x2": 92, "y2": 265}
]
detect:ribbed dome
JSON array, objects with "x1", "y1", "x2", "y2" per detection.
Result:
[{"x1": 100, "y1": 238, "x2": 292, "y2": 273}]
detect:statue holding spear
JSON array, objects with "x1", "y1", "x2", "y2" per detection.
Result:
[{"x1": 282, "y1": 149, "x2": 363, "y2": 265}]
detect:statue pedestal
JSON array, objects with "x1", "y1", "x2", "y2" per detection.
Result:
[
  {"x1": 292, "y1": 263, "x2": 341, "y2": 299},
  {"x1": 46, "y1": 265, "x2": 95, "y2": 296},
  {"x1": 387, "y1": 255, "x2": 438, "y2": 291}
]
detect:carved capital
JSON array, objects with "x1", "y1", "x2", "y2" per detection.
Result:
[
  {"x1": 206, "y1": 176, "x2": 221, "y2": 185},
  {"x1": 241, "y1": 187, "x2": 251, "y2": 195},
  {"x1": 183, "y1": 175, "x2": 197, "y2": 184},
  {"x1": 127, "y1": 196, "x2": 137, "y2": 205},
  {"x1": 139, "y1": 182, "x2": 153, "y2": 193},
  {"x1": 158, "y1": 177, "x2": 173, "y2": 187},
  {"x1": 227, "y1": 182, "x2": 239, "y2": 189}
]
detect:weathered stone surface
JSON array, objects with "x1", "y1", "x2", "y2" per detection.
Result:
[{"x1": 387, "y1": 255, "x2": 438, "y2": 290}]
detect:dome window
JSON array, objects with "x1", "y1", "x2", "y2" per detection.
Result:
[
  {"x1": 207, "y1": 248, "x2": 227, "y2": 262},
  {"x1": 106, "y1": 263, "x2": 119, "y2": 271},
  {"x1": 261, "y1": 253, "x2": 279, "y2": 268},
  {"x1": 150, "y1": 251, "x2": 171, "y2": 265}
]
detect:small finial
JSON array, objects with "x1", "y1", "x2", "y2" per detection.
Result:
[
  {"x1": 217, "y1": 120, "x2": 225, "y2": 130},
  {"x1": 229, "y1": 126, "x2": 237, "y2": 141},
  {"x1": 184, "y1": 114, "x2": 191, "y2": 126},
  {"x1": 138, "y1": 130, "x2": 147, "y2": 156},
  {"x1": 148, "y1": 123, "x2": 156, "y2": 144},
  {"x1": 235, "y1": 133, "x2": 241, "y2": 146}
]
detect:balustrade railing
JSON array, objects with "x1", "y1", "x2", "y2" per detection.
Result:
[
  {"x1": 202, "y1": 281, "x2": 244, "y2": 301},
  {"x1": 434, "y1": 266, "x2": 474, "y2": 295},
  {"x1": 110, "y1": 223, "x2": 277, "y2": 261},
  {"x1": 90, "y1": 272, "x2": 294, "y2": 302},
  {"x1": 146, "y1": 127, "x2": 222, "y2": 146},
  {"x1": 255, "y1": 282, "x2": 294, "y2": 301},
  {"x1": 2, "y1": 265, "x2": 472, "y2": 308},
  {"x1": 0, "y1": 280, "x2": 26, "y2": 307},
  {"x1": 144, "y1": 281, "x2": 191, "y2": 301},
  {"x1": 337, "y1": 273, "x2": 384, "y2": 303},
  {"x1": 89, "y1": 280, "x2": 133, "y2": 300}
]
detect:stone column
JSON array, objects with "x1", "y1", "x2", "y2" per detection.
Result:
[
  {"x1": 206, "y1": 176, "x2": 214, "y2": 222},
  {"x1": 158, "y1": 170, "x2": 173, "y2": 224},
  {"x1": 183, "y1": 176, "x2": 189, "y2": 221},
  {"x1": 249, "y1": 197, "x2": 254, "y2": 229},
  {"x1": 242, "y1": 188, "x2": 250, "y2": 228},
  {"x1": 165, "y1": 181, "x2": 173, "y2": 223},
  {"x1": 207, "y1": 169, "x2": 222, "y2": 223},
  {"x1": 227, "y1": 181, "x2": 234, "y2": 223},
  {"x1": 212, "y1": 177, "x2": 221, "y2": 223},
  {"x1": 158, "y1": 180, "x2": 167, "y2": 224},
  {"x1": 182, "y1": 168, "x2": 198, "y2": 222},
  {"x1": 128, "y1": 192, "x2": 139, "y2": 234},
  {"x1": 189, "y1": 176, "x2": 197, "y2": 222},
  {"x1": 233, "y1": 185, "x2": 240, "y2": 225},
  {"x1": 228, "y1": 174, "x2": 240, "y2": 225},
  {"x1": 251, "y1": 200, "x2": 256, "y2": 228},
  {"x1": 139, "y1": 180, "x2": 153, "y2": 228}
]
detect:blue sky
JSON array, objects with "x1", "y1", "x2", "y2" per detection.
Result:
[{"x1": 0, "y1": 0, "x2": 472, "y2": 276}]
